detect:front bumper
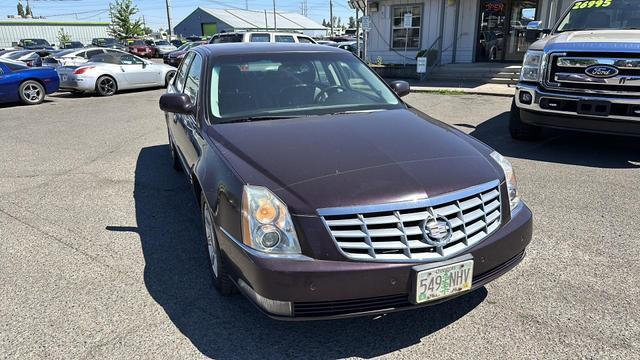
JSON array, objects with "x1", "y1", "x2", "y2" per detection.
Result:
[
  {"x1": 515, "y1": 83, "x2": 640, "y2": 136},
  {"x1": 130, "y1": 49, "x2": 152, "y2": 57},
  {"x1": 216, "y1": 203, "x2": 533, "y2": 320}
]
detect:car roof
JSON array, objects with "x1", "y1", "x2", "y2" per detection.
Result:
[{"x1": 195, "y1": 43, "x2": 346, "y2": 58}]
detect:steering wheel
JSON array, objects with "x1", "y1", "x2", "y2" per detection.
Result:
[{"x1": 315, "y1": 85, "x2": 348, "y2": 104}]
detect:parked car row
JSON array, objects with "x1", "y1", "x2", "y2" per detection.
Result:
[{"x1": 0, "y1": 48, "x2": 175, "y2": 105}]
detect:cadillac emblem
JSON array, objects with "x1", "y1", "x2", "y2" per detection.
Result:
[{"x1": 421, "y1": 215, "x2": 453, "y2": 247}]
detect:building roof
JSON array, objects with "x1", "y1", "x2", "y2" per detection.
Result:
[
  {"x1": 178, "y1": 7, "x2": 326, "y2": 31},
  {"x1": 0, "y1": 18, "x2": 109, "y2": 26}
]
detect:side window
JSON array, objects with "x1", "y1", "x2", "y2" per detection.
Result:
[
  {"x1": 183, "y1": 54, "x2": 203, "y2": 104},
  {"x1": 120, "y1": 54, "x2": 144, "y2": 65},
  {"x1": 174, "y1": 52, "x2": 194, "y2": 92},
  {"x1": 85, "y1": 49, "x2": 104, "y2": 59},
  {"x1": 250, "y1": 33, "x2": 270, "y2": 42},
  {"x1": 297, "y1": 36, "x2": 314, "y2": 44},
  {"x1": 105, "y1": 49, "x2": 121, "y2": 55},
  {"x1": 275, "y1": 35, "x2": 295, "y2": 43}
]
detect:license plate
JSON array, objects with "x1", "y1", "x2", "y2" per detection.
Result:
[{"x1": 415, "y1": 260, "x2": 474, "y2": 303}]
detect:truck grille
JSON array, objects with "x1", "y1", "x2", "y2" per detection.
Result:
[
  {"x1": 319, "y1": 181, "x2": 502, "y2": 262},
  {"x1": 546, "y1": 52, "x2": 640, "y2": 95}
]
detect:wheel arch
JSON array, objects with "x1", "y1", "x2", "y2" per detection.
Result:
[{"x1": 95, "y1": 74, "x2": 118, "y2": 92}]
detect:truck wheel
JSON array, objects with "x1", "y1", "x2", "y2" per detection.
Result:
[
  {"x1": 509, "y1": 99, "x2": 541, "y2": 141},
  {"x1": 19, "y1": 80, "x2": 45, "y2": 105}
]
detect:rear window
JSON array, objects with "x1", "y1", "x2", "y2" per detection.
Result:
[
  {"x1": 250, "y1": 34, "x2": 271, "y2": 42},
  {"x1": 212, "y1": 34, "x2": 244, "y2": 43},
  {"x1": 297, "y1": 36, "x2": 315, "y2": 44},
  {"x1": 1, "y1": 60, "x2": 28, "y2": 71},
  {"x1": 275, "y1": 35, "x2": 295, "y2": 43}
]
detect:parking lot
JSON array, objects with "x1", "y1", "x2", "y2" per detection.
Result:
[{"x1": 1, "y1": 89, "x2": 639, "y2": 359}]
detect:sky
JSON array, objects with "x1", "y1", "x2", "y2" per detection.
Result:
[{"x1": 0, "y1": 0, "x2": 355, "y2": 30}]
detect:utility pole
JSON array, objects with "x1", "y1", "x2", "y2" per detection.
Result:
[
  {"x1": 329, "y1": 0, "x2": 334, "y2": 36},
  {"x1": 273, "y1": 0, "x2": 277, "y2": 30},
  {"x1": 165, "y1": 0, "x2": 173, "y2": 39},
  {"x1": 245, "y1": 0, "x2": 249, "y2": 10}
]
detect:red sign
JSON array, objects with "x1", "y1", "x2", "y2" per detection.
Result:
[{"x1": 485, "y1": 2, "x2": 505, "y2": 13}]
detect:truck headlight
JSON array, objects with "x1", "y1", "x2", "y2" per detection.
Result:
[
  {"x1": 490, "y1": 151, "x2": 521, "y2": 211},
  {"x1": 520, "y1": 51, "x2": 543, "y2": 82},
  {"x1": 242, "y1": 185, "x2": 301, "y2": 255}
]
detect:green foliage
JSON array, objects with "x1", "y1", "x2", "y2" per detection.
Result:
[
  {"x1": 107, "y1": 0, "x2": 144, "y2": 40},
  {"x1": 57, "y1": 28, "x2": 71, "y2": 45},
  {"x1": 17, "y1": 1, "x2": 25, "y2": 17},
  {"x1": 25, "y1": 3, "x2": 32, "y2": 17},
  {"x1": 348, "y1": 16, "x2": 356, "y2": 29},
  {"x1": 143, "y1": 26, "x2": 153, "y2": 35}
]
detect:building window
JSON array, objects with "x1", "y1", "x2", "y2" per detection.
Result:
[{"x1": 391, "y1": 5, "x2": 422, "y2": 49}]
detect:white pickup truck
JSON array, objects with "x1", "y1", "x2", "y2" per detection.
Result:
[{"x1": 511, "y1": 0, "x2": 640, "y2": 140}]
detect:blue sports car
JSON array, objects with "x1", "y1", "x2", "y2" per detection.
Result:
[{"x1": 0, "y1": 59, "x2": 59, "y2": 105}]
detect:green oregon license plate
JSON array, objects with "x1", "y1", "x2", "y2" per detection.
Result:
[{"x1": 415, "y1": 260, "x2": 474, "y2": 303}]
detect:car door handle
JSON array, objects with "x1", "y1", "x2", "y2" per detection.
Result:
[{"x1": 120, "y1": 66, "x2": 125, "y2": 72}]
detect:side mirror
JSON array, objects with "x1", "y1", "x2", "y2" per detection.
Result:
[
  {"x1": 525, "y1": 21, "x2": 550, "y2": 42},
  {"x1": 160, "y1": 93, "x2": 195, "y2": 114},
  {"x1": 389, "y1": 80, "x2": 410, "y2": 98}
]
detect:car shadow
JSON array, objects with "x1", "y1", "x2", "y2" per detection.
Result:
[
  {"x1": 454, "y1": 111, "x2": 640, "y2": 169},
  {"x1": 112, "y1": 145, "x2": 487, "y2": 359}
]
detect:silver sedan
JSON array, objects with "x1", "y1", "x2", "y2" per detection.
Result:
[{"x1": 57, "y1": 52, "x2": 176, "y2": 96}]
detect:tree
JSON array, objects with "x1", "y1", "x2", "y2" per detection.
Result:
[
  {"x1": 25, "y1": 1, "x2": 32, "y2": 17},
  {"x1": 348, "y1": 16, "x2": 356, "y2": 29},
  {"x1": 57, "y1": 28, "x2": 71, "y2": 46},
  {"x1": 143, "y1": 26, "x2": 153, "y2": 35},
  {"x1": 322, "y1": 19, "x2": 327, "y2": 27},
  {"x1": 17, "y1": 1, "x2": 25, "y2": 17},
  {"x1": 107, "y1": 0, "x2": 144, "y2": 40}
]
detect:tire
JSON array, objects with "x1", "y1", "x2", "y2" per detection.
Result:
[
  {"x1": 95, "y1": 75, "x2": 117, "y2": 96},
  {"x1": 18, "y1": 80, "x2": 45, "y2": 105},
  {"x1": 201, "y1": 193, "x2": 234, "y2": 296},
  {"x1": 165, "y1": 71, "x2": 176, "y2": 87},
  {"x1": 509, "y1": 99, "x2": 542, "y2": 141},
  {"x1": 168, "y1": 130, "x2": 181, "y2": 171}
]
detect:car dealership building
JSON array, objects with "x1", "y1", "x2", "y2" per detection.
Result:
[{"x1": 367, "y1": 0, "x2": 576, "y2": 64}]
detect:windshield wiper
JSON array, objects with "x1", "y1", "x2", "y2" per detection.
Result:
[{"x1": 220, "y1": 115, "x2": 308, "y2": 124}]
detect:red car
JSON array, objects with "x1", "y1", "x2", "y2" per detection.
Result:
[{"x1": 128, "y1": 39, "x2": 154, "y2": 58}]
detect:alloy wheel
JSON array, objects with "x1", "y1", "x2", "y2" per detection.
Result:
[
  {"x1": 22, "y1": 84, "x2": 43, "y2": 103},
  {"x1": 98, "y1": 77, "x2": 116, "y2": 95}
]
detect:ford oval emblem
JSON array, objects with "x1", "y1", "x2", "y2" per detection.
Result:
[{"x1": 585, "y1": 65, "x2": 619, "y2": 79}]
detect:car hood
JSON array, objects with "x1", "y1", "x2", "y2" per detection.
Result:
[
  {"x1": 530, "y1": 30, "x2": 640, "y2": 52},
  {"x1": 208, "y1": 109, "x2": 502, "y2": 215}
]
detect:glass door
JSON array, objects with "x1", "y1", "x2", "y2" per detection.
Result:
[
  {"x1": 477, "y1": 0, "x2": 508, "y2": 62},
  {"x1": 504, "y1": 0, "x2": 538, "y2": 61}
]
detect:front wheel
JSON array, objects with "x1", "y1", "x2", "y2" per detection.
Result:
[
  {"x1": 509, "y1": 99, "x2": 541, "y2": 141},
  {"x1": 18, "y1": 80, "x2": 45, "y2": 105},
  {"x1": 201, "y1": 193, "x2": 234, "y2": 296},
  {"x1": 95, "y1": 75, "x2": 117, "y2": 96}
]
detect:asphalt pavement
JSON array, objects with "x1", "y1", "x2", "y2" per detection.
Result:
[{"x1": 0, "y1": 89, "x2": 638, "y2": 359}]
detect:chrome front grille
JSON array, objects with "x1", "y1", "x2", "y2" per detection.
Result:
[
  {"x1": 546, "y1": 52, "x2": 640, "y2": 95},
  {"x1": 318, "y1": 181, "x2": 502, "y2": 262}
]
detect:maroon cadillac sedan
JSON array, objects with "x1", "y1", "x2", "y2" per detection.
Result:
[{"x1": 160, "y1": 43, "x2": 533, "y2": 320}]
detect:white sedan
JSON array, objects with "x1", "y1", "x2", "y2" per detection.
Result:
[{"x1": 57, "y1": 52, "x2": 176, "y2": 96}]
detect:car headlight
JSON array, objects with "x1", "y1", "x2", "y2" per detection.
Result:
[
  {"x1": 490, "y1": 151, "x2": 520, "y2": 211},
  {"x1": 520, "y1": 50, "x2": 543, "y2": 82},
  {"x1": 242, "y1": 185, "x2": 301, "y2": 254}
]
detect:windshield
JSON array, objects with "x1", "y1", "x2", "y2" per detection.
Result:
[
  {"x1": 22, "y1": 39, "x2": 50, "y2": 46},
  {"x1": 156, "y1": 40, "x2": 170, "y2": 45},
  {"x1": 131, "y1": 40, "x2": 145, "y2": 46},
  {"x1": 96, "y1": 38, "x2": 117, "y2": 45},
  {"x1": 209, "y1": 52, "x2": 403, "y2": 123},
  {"x1": 556, "y1": 0, "x2": 640, "y2": 32}
]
